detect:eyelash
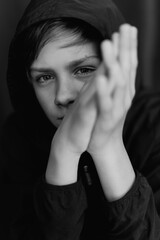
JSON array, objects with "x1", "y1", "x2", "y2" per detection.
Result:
[
  {"x1": 74, "y1": 67, "x2": 96, "y2": 78},
  {"x1": 34, "y1": 66, "x2": 97, "y2": 85},
  {"x1": 35, "y1": 74, "x2": 55, "y2": 85}
]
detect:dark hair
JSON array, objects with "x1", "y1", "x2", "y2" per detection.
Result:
[{"x1": 16, "y1": 18, "x2": 104, "y2": 74}]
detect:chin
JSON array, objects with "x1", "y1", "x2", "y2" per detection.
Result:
[{"x1": 50, "y1": 119, "x2": 62, "y2": 128}]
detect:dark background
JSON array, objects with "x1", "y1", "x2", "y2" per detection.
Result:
[{"x1": 0, "y1": 0, "x2": 159, "y2": 131}]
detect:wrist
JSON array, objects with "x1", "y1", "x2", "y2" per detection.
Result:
[
  {"x1": 45, "y1": 141, "x2": 81, "y2": 186},
  {"x1": 89, "y1": 130, "x2": 124, "y2": 161},
  {"x1": 91, "y1": 137, "x2": 135, "y2": 201}
]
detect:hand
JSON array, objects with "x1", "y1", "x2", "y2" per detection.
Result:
[
  {"x1": 86, "y1": 24, "x2": 137, "y2": 200},
  {"x1": 87, "y1": 24, "x2": 138, "y2": 157}
]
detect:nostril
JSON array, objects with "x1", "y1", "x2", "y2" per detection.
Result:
[
  {"x1": 54, "y1": 97, "x2": 75, "y2": 108},
  {"x1": 69, "y1": 100, "x2": 75, "y2": 105}
]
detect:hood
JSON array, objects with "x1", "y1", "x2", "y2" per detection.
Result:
[
  {"x1": 7, "y1": 0, "x2": 125, "y2": 148},
  {"x1": 16, "y1": 0, "x2": 124, "y2": 39}
]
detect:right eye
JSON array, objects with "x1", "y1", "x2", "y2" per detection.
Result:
[{"x1": 35, "y1": 74, "x2": 55, "y2": 85}]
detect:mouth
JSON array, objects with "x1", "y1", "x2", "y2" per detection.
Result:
[{"x1": 57, "y1": 116, "x2": 64, "y2": 120}]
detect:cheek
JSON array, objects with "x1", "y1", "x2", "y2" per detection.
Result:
[
  {"x1": 33, "y1": 87, "x2": 57, "y2": 117},
  {"x1": 73, "y1": 80, "x2": 86, "y2": 95}
]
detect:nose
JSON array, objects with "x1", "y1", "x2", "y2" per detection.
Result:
[{"x1": 54, "y1": 77, "x2": 77, "y2": 108}]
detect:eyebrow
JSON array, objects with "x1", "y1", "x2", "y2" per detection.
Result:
[{"x1": 30, "y1": 56, "x2": 99, "y2": 73}]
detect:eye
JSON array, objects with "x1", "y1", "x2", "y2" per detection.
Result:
[
  {"x1": 35, "y1": 74, "x2": 55, "y2": 85},
  {"x1": 74, "y1": 67, "x2": 96, "y2": 77}
]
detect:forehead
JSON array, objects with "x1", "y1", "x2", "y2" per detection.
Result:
[{"x1": 31, "y1": 35, "x2": 99, "y2": 68}]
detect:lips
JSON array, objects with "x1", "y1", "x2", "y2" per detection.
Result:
[
  {"x1": 57, "y1": 116, "x2": 64, "y2": 120},
  {"x1": 57, "y1": 112, "x2": 66, "y2": 121}
]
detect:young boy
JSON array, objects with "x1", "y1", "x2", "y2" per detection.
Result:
[{"x1": 1, "y1": 0, "x2": 160, "y2": 239}]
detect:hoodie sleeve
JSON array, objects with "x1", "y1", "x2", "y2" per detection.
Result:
[
  {"x1": 79, "y1": 158, "x2": 160, "y2": 240},
  {"x1": 104, "y1": 171, "x2": 160, "y2": 239},
  {"x1": 33, "y1": 178, "x2": 87, "y2": 240},
  {"x1": 107, "y1": 90, "x2": 160, "y2": 240}
]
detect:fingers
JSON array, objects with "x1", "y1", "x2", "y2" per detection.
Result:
[
  {"x1": 119, "y1": 24, "x2": 132, "y2": 75},
  {"x1": 130, "y1": 26, "x2": 138, "y2": 96},
  {"x1": 118, "y1": 24, "x2": 137, "y2": 101},
  {"x1": 96, "y1": 73, "x2": 125, "y2": 128},
  {"x1": 100, "y1": 39, "x2": 123, "y2": 97},
  {"x1": 97, "y1": 39, "x2": 124, "y2": 121},
  {"x1": 77, "y1": 73, "x2": 97, "y2": 112},
  {"x1": 96, "y1": 74, "x2": 112, "y2": 114},
  {"x1": 81, "y1": 23, "x2": 138, "y2": 109},
  {"x1": 96, "y1": 24, "x2": 138, "y2": 125},
  {"x1": 119, "y1": 24, "x2": 138, "y2": 99},
  {"x1": 130, "y1": 26, "x2": 138, "y2": 70},
  {"x1": 112, "y1": 32, "x2": 119, "y2": 60}
]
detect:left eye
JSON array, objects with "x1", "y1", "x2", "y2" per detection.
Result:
[{"x1": 75, "y1": 67, "x2": 96, "y2": 76}]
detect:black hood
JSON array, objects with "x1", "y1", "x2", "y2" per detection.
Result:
[
  {"x1": 7, "y1": 0, "x2": 125, "y2": 148},
  {"x1": 16, "y1": 0, "x2": 124, "y2": 39}
]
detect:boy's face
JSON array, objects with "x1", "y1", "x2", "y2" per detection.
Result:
[{"x1": 30, "y1": 36, "x2": 100, "y2": 127}]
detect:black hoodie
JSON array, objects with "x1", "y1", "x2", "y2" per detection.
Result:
[{"x1": 1, "y1": 0, "x2": 160, "y2": 239}]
